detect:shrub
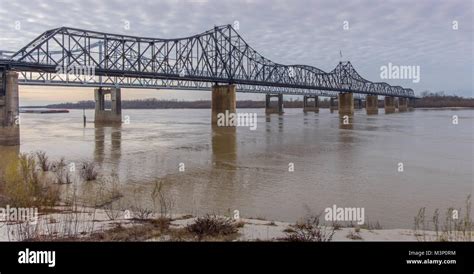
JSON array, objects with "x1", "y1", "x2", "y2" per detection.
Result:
[
  {"x1": 51, "y1": 158, "x2": 72, "y2": 184},
  {"x1": 187, "y1": 215, "x2": 238, "y2": 239},
  {"x1": 283, "y1": 215, "x2": 335, "y2": 242},
  {"x1": 36, "y1": 151, "x2": 51, "y2": 172},
  {"x1": 80, "y1": 161, "x2": 98, "y2": 181},
  {"x1": 151, "y1": 180, "x2": 174, "y2": 218},
  {"x1": 3, "y1": 153, "x2": 59, "y2": 208}
]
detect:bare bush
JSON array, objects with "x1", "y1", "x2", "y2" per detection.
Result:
[
  {"x1": 80, "y1": 161, "x2": 98, "y2": 181},
  {"x1": 130, "y1": 206, "x2": 153, "y2": 221},
  {"x1": 186, "y1": 215, "x2": 238, "y2": 240},
  {"x1": 346, "y1": 229, "x2": 363, "y2": 240},
  {"x1": 283, "y1": 215, "x2": 335, "y2": 242},
  {"x1": 8, "y1": 185, "x2": 96, "y2": 242},
  {"x1": 151, "y1": 180, "x2": 174, "y2": 218},
  {"x1": 36, "y1": 151, "x2": 50, "y2": 172},
  {"x1": 51, "y1": 158, "x2": 72, "y2": 185},
  {"x1": 360, "y1": 218, "x2": 383, "y2": 230},
  {"x1": 97, "y1": 176, "x2": 124, "y2": 221}
]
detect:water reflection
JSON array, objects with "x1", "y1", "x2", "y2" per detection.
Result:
[
  {"x1": 0, "y1": 145, "x2": 20, "y2": 172},
  {"x1": 94, "y1": 124, "x2": 122, "y2": 166},
  {"x1": 339, "y1": 114, "x2": 354, "y2": 130},
  {"x1": 207, "y1": 126, "x2": 238, "y2": 211},
  {"x1": 264, "y1": 114, "x2": 284, "y2": 132},
  {"x1": 337, "y1": 127, "x2": 355, "y2": 166},
  {"x1": 211, "y1": 126, "x2": 236, "y2": 170},
  {"x1": 335, "y1": 125, "x2": 358, "y2": 199}
]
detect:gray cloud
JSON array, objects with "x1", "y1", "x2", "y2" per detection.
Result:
[{"x1": 0, "y1": 0, "x2": 472, "y2": 97}]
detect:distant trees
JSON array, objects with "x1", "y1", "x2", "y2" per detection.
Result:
[
  {"x1": 40, "y1": 92, "x2": 473, "y2": 109},
  {"x1": 416, "y1": 90, "x2": 474, "y2": 108}
]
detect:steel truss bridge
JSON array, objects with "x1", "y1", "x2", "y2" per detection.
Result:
[{"x1": 0, "y1": 24, "x2": 415, "y2": 99}]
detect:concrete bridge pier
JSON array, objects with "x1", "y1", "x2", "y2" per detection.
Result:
[
  {"x1": 94, "y1": 87, "x2": 122, "y2": 124},
  {"x1": 330, "y1": 97, "x2": 338, "y2": 113},
  {"x1": 384, "y1": 96, "x2": 396, "y2": 114},
  {"x1": 408, "y1": 98, "x2": 415, "y2": 111},
  {"x1": 265, "y1": 94, "x2": 284, "y2": 114},
  {"x1": 354, "y1": 98, "x2": 363, "y2": 109},
  {"x1": 303, "y1": 95, "x2": 319, "y2": 113},
  {"x1": 366, "y1": 95, "x2": 379, "y2": 115},
  {"x1": 0, "y1": 71, "x2": 20, "y2": 146},
  {"x1": 211, "y1": 84, "x2": 236, "y2": 125},
  {"x1": 338, "y1": 92, "x2": 354, "y2": 127},
  {"x1": 398, "y1": 97, "x2": 408, "y2": 112}
]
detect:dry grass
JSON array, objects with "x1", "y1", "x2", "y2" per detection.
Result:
[
  {"x1": 282, "y1": 214, "x2": 335, "y2": 242},
  {"x1": 95, "y1": 176, "x2": 124, "y2": 220},
  {"x1": 80, "y1": 161, "x2": 98, "y2": 181},
  {"x1": 346, "y1": 229, "x2": 363, "y2": 240},
  {"x1": 51, "y1": 158, "x2": 72, "y2": 185},
  {"x1": 186, "y1": 215, "x2": 239, "y2": 240},
  {"x1": 360, "y1": 219, "x2": 383, "y2": 230},
  {"x1": 2, "y1": 153, "x2": 60, "y2": 208},
  {"x1": 414, "y1": 195, "x2": 472, "y2": 242},
  {"x1": 36, "y1": 151, "x2": 51, "y2": 172},
  {"x1": 87, "y1": 218, "x2": 171, "y2": 241},
  {"x1": 151, "y1": 180, "x2": 174, "y2": 218}
]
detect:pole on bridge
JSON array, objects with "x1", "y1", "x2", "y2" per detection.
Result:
[{"x1": 83, "y1": 108, "x2": 86, "y2": 127}]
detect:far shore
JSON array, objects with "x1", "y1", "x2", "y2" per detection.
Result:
[
  {"x1": 20, "y1": 106, "x2": 474, "y2": 110},
  {"x1": 20, "y1": 94, "x2": 474, "y2": 110}
]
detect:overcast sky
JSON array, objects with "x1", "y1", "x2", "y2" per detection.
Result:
[{"x1": 0, "y1": 0, "x2": 472, "y2": 105}]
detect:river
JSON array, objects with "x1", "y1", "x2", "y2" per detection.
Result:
[{"x1": 1, "y1": 107, "x2": 473, "y2": 228}]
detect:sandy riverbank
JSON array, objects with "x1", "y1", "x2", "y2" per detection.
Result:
[{"x1": 2, "y1": 206, "x2": 470, "y2": 242}]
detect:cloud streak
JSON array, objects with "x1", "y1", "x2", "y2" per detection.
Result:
[{"x1": 0, "y1": 0, "x2": 472, "y2": 97}]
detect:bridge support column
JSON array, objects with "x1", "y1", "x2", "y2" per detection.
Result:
[
  {"x1": 211, "y1": 84, "x2": 236, "y2": 125},
  {"x1": 303, "y1": 95, "x2": 319, "y2": 113},
  {"x1": 265, "y1": 94, "x2": 284, "y2": 114},
  {"x1": 94, "y1": 87, "x2": 122, "y2": 124},
  {"x1": 384, "y1": 96, "x2": 395, "y2": 114},
  {"x1": 354, "y1": 99, "x2": 363, "y2": 109},
  {"x1": 398, "y1": 97, "x2": 408, "y2": 112},
  {"x1": 0, "y1": 71, "x2": 20, "y2": 146},
  {"x1": 366, "y1": 95, "x2": 378, "y2": 115},
  {"x1": 330, "y1": 97, "x2": 338, "y2": 113},
  {"x1": 408, "y1": 98, "x2": 415, "y2": 111},
  {"x1": 338, "y1": 93, "x2": 354, "y2": 127}
]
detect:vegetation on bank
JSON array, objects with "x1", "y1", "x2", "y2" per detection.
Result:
[
  {"x1": 413, "y1": 195, "x2": 472, "y2": 242},
  {"x1": 0, "y1": 151, "x2": 472, "y2": 242},
  {"x1": 415, "y1": 91, "x2": 474, "y2": 108}
]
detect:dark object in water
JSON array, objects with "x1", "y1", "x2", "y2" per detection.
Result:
[{"x1": 20, "y1": 109, "x2": 69, "y2": 114}]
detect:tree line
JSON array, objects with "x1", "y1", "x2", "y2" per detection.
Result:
[{"x1": 36, "y1": 92, "x2": 473, "y2": 109}]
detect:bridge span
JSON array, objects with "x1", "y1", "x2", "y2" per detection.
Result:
[{"x1": 0, "y1": 24, "x2": 417, "y2": 145}]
